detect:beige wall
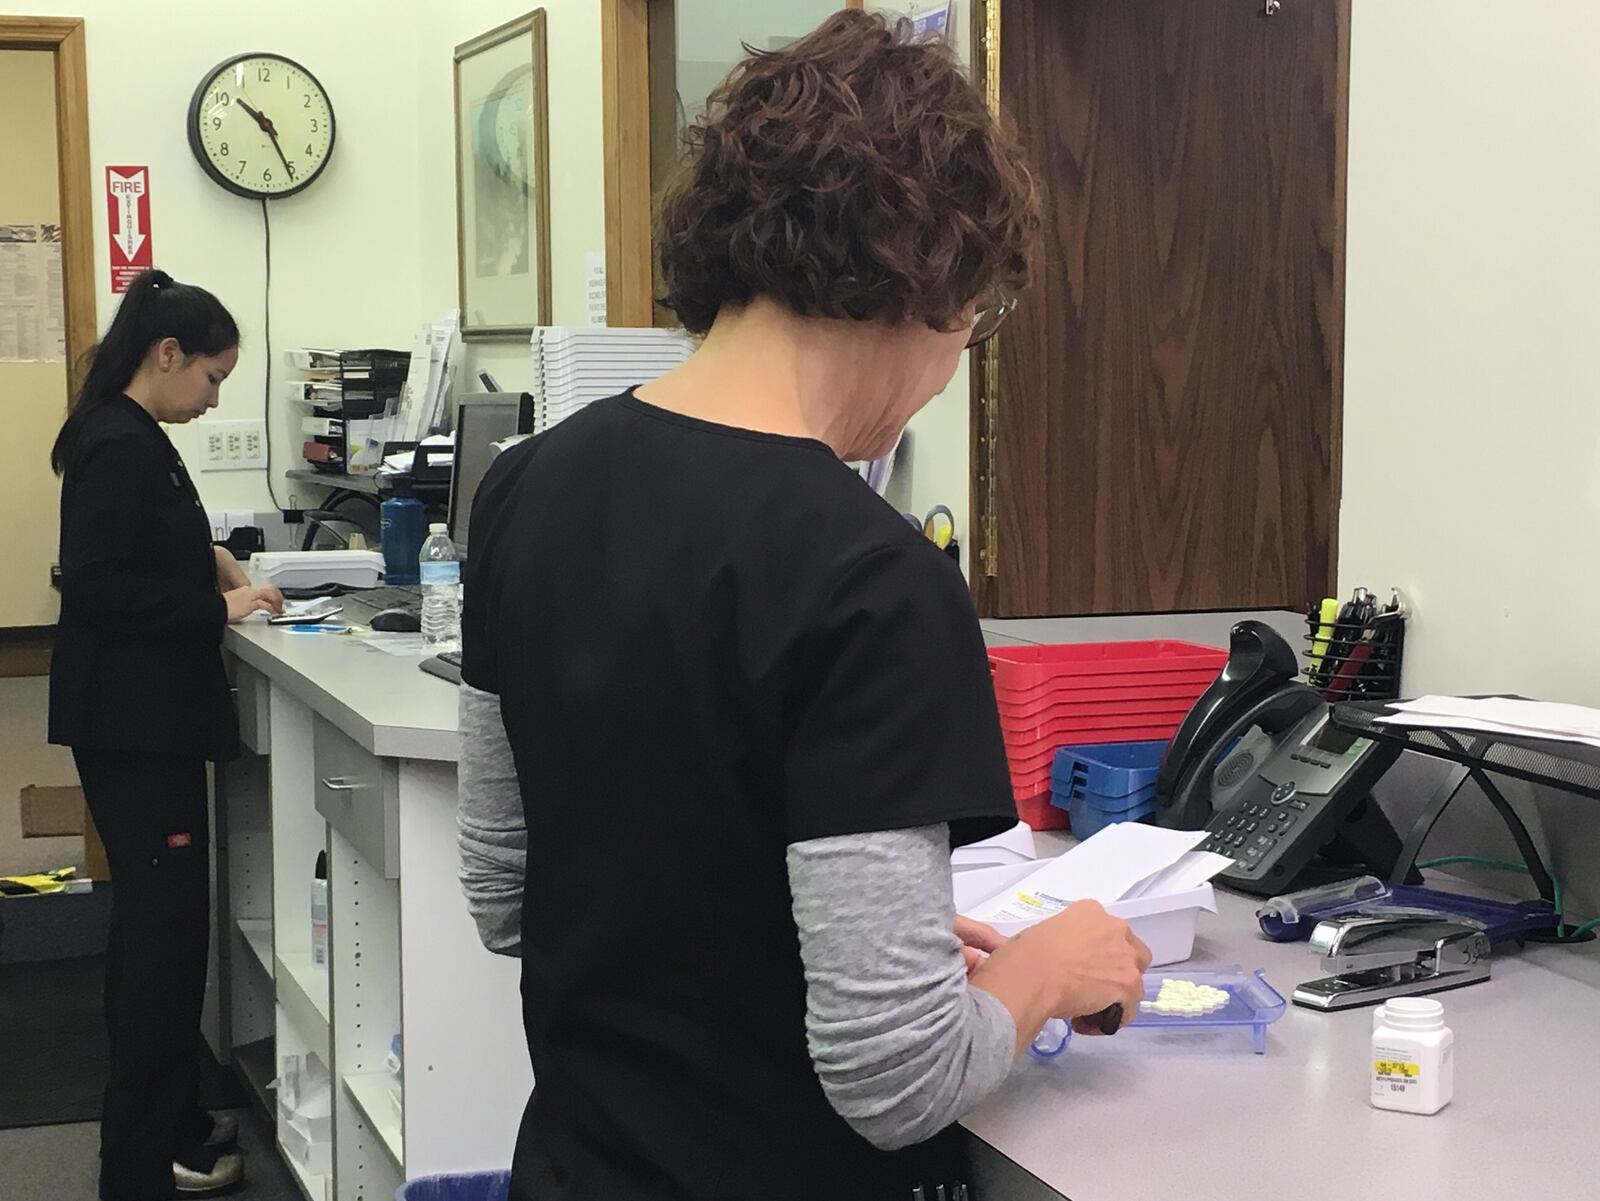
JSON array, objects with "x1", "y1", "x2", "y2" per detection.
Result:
[
  {"x1": 1340, "y1": 0, "x2": 1600, "y2": 703},
  {"x1": 0, "y1": 49, "x2": 67, "y2": 628}
]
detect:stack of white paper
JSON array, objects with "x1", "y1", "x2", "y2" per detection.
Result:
[
  {"x1": 958, "y1": 823, "x2": 1234, "y2": 936},
  {"x1": 1378, "y1": 696, "x2": 1600, "y2": 749},
  {"x1": 951, "y1": 821, "x2": 1036, "y2": 872},
  {"x1": 529, "y1": 327, "x2": 695, "y2": 434}
]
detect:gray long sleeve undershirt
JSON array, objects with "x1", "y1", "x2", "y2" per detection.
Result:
[{"x1": 456, "y1": 681, "x2": 1018, "y2": 1149}]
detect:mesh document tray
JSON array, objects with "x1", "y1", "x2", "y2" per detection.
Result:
[{"x1": 1331, "y1": 700, "x2": 1600, "y2": 801}]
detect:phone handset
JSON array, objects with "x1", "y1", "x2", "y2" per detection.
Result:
[{"x1": 1156, "y1": 621, "x2": 1300, "y2": 827}]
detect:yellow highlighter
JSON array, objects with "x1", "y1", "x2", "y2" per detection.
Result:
[{"x1": 1309, "y1": 597, "x2": 1338, "y2": 681}]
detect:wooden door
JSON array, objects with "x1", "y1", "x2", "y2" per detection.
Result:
[
  {"x1": 974, "y1": 0, "x2": 1348, "y2": 616},
  {"x1": 0, "y1": 19, "x2": 94, "y2": 631}
]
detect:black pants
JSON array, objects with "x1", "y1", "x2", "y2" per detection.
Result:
[{"x1": 74, "y1": 748, "x2": 214, "y2": 1201}]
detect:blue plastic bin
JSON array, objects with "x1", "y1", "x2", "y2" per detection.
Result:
[
  {"x1": 1054, "y1": 781, "x2": 1157, "y2": 814},
  {"x1": 397, "y1": 1173, "x2": 510, "y2": 1201},
  {"x1": 1055, "y1": 792, "x2": 1158, "y2": 838},
  {"x1": 1051, "y1": 741, "x2": 1169, "y2": 805}
]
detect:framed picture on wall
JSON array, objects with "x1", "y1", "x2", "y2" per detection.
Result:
[{"x1": 454, "y1": 9, "x2": 552, "y2": 339}]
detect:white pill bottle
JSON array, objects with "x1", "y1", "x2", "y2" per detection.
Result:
[{"x1": 1370, "y1": 997, "x2": 1453, "y2": 1114}]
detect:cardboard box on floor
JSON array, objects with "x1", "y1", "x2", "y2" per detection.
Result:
[{"x1": 17, "y1": 784, "x2": 110, "y2": 881}]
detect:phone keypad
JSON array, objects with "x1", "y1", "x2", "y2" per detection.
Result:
[{"x1": 1200, "y1": 803, "x2": 1293, "y2": 873}]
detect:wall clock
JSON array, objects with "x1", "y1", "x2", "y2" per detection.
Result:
[{"x1": 188, "y1": 53, "x2": 335, "y2": 199}]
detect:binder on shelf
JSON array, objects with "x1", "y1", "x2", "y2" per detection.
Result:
[{"x1": 285, "y1": 347, "x2": 413, "y2": 475}]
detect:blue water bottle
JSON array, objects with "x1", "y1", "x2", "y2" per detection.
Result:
[{"x1": 379, "y1": 476, "x2": 426, "y2": 585}]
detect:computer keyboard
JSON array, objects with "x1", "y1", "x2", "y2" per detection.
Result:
[
  {"x1": 352, "y1": 585, "x2": 422, "y2": 614},
  {"x1": 419, "y1": 650, "x2": 462, "y2": 685}
]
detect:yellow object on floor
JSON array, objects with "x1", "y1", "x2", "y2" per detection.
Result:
[{"x1": 0, "y1": 866, "x2": 78, "y2": 897}]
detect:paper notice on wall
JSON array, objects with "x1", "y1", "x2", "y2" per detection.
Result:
[
  {"x1": 871, "y1": 2, "x2": 954, "y2": 42},
  {"x1": 583, "y1": 252, "x2": 607, "y2": 327},
  {"x1": 0, "y1": 223, "x2": 66, "y2": 363}
]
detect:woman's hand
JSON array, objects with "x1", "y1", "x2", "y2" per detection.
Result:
[
  {"x1": 213, "y1": 545, "x2": 250, "y2": 591},
  {"x1": 955, "y1": 915, "x2": 1006, "y2": 976},
  {"x1": 225, "y1": 585, "x2": 284, "y2": 623},
  {"x1": 969, "y1": 899, "x2": 1151, "y2": 1053}
]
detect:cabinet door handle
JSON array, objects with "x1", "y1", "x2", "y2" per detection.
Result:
[{"x1": 319, "y1": 776, "x2": 358, "y2": 793}]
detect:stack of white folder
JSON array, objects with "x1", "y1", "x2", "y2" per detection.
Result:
[{"x1": 529, "y1": 326, "x2": 695, "y2": 434}]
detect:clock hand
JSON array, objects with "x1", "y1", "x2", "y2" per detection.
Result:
[{"x1": 237, "y1": 100, "x2": 294, "y2": 178}]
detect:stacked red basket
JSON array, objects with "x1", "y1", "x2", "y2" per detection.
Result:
[{"x1": 987, "y1": 641, "x2": 1227, "y2": 830}]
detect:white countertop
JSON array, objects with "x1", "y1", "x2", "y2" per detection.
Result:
[
  {"x1": 961, "y1": 870, "x2": 1600, "y2": 1201},
  {"x1": 227, "y1": 610, "x2": 1600, "y2": 1200},
  {"x1": 225, "y1": 619, "x2": 459, "y2": 761}
]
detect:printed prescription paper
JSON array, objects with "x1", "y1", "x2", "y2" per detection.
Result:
[{"x1": 965, "y1": 823, "x2": 1213, "y2": 924}]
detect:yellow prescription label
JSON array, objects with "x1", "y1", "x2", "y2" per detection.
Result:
[{"x1": 1374, "y1": 1060, "x2": 1420, "y2": 1078}]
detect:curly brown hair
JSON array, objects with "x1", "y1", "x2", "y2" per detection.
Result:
[{"x1": 655, "y1": 9, "x2": 1039, "y2": 336}]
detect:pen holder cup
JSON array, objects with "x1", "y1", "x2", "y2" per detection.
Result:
[{"x1": 1302, "y1": 613, "x2": 1405, "y2": 703}]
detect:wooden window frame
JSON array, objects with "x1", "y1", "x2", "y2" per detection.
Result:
[{"x1": 0, "y1": 18, "x2": 95, "y2": 402}]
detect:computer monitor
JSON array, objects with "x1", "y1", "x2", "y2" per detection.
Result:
[{"x1": 448, "y1": 392, "x2": 533, "y2": 555}]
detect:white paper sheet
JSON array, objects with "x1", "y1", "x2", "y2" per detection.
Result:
[
  {"x1": 951, "y1": 821, "x2": 1037, "y2": 871},
  {"x1": 1120, "y1": 850, "x2": 1237, "y2": 901},
  {"x1": 963, "y1": 823, "x2": 1209, "y2": 924},
  {"x1": 1378, "y1": 695, "x2": 1600, "y2": 748},
  {"x1": 357, "y1": 632, "x2": 431, "y2": 657},
  {"x1": 0, "y1": 223, "x2": 65, "y2": 362}
]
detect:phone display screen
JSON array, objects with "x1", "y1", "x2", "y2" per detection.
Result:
[{"x1": 1306, "y1": 718, "x2": 1370, "y2": 758}]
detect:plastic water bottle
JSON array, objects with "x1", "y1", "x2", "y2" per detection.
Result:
[{"x1": 419, "y1": 523, "x2": 462, "y2": 651}]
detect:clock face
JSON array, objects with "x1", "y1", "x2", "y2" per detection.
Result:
[
  {"x1": 187, "y1": 54, "x2": 335, "y2": 199},
  {"x1": 476, "y1": 67, "x2": 534, "y2": 191}
]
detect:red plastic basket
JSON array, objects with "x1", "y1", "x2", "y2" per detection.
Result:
[
  {"x1": 993, "y1": 673, "x2": 1219, "y2": 719},
  {"x1": 1000, "y1": 702, "x2": 1197, "y2": 751},
  {"x1": 988, "y1": 640, "x2": 1226, "y2": 694},
  {"x1": 987, "y1": 642, "x2": 1220, "y2": 821},
  {"x1": 1014, "y1": 790, "x2": 1070, "y2": 831}
]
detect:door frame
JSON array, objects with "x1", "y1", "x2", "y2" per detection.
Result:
[
  {"x1": 0, "y1": 17, "x2": 95, "y2": 403},
  {"x1": 600, "y1": 0, "x2": 864, "y2": 327}
]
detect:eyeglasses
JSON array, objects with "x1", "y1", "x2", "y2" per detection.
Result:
[{"x1": 966, "y1": 286, "x2": 1018, "y2": 349}]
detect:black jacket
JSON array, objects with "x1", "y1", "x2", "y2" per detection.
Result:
[{"x1": 49, "y1": 395, "x2": 238, "y2": 760}]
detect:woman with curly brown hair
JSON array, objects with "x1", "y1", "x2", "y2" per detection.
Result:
[{"x1": 455, "y1": 11, "x2": 1150, "y2": 1199}]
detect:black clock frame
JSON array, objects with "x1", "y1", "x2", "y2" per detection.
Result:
[{"x1": 186, "y1": 51, "x2": 336, "y2": 200}]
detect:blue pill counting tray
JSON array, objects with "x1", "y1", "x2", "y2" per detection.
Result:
[{"x1": 1029, "y1": 965, "x2": 1287, "y2": 1060}]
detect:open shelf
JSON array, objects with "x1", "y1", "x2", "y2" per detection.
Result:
[
  {"x1": 278, "y1": 1137, "x2": 330, "y2": 1201},
  {"x1": 276, "y1": 950, "x2": 329, "y2": 1023},
  {"x1": 236, "y1": 918, "x2": 273, "y2": 978},
  {"x1": 343, "y1": 1071, "x2": 404, "y2": 1168},
  {"x1": 275, "y1": 951, "x2": 330, "y2": 1062},
  {"x1": 233, "y1": 1035, "x2": 275, "y2": 1118}
]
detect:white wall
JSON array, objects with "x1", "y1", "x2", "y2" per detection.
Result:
[
  {"x1": 18, "y1": 0, "x2": 608, "y2": 517},
  {"x1": 416, "y1": 0, "x2": 608, "y2": 399},
  {"x1": 1340, "y1": 1, "x2": 1600, "y2": 704},
  {"x1": 26, "y1": 0, "x2": 973, "y2": 550},
  {"x1": 21, "y1": 0, "x2": 430, "y2": 513}
]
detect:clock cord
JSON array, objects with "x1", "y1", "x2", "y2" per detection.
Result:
[{"x1": 260, "y1": 197, "x2": 285, "y2": 512}]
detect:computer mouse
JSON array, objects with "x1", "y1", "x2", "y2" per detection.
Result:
[{"x1": 370, "y1": 608, "x2": 421, "y2": 633}]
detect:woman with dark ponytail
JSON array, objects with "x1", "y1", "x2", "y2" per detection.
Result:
[{"x1": 49, "y1": 268, "x2": 282, "y2": 1201}]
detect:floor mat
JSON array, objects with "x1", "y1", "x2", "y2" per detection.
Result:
[{"x1": 0, "y1": 955, "x2": 246, "y2": 1130}]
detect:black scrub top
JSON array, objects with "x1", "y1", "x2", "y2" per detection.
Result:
[
  {"x1": 49, "y1": 394, "x2": 237, "y2": 762},
  {"x1": 463, "y1": 391, "x2": 1018, "y2": 1201}
]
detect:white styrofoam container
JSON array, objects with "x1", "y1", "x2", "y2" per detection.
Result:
[
  {"x1": 953, "y1": 860, "x2": 1217, "y2": 967},
  {"x1": 279, "y1": 1107, "x2": 332, "y2": 1178},
  {"x1": 249, "y1": 550, "x2": 384, "y2": 590}
]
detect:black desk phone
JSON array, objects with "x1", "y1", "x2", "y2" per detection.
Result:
[{"x1": 1154, "y1": 620, "x2": 1416, "y2": 896}]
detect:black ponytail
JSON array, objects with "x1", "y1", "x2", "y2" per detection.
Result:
[{"x1": 50, "y1": 268, "x2": 239, "y2": 474}]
